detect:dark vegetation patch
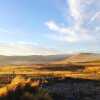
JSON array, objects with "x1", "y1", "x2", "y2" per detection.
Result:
[
  {"x1": 36, "y1": 64, "x2": 85, "y2": 71},
  {"x1": 43, "y1": 77, "x2": 100, "y2": 100},
  {"x1": 0, "y1": 76, "x2": 100, "y2": 100}
]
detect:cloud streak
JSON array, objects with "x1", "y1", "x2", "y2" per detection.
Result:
[
  {"x1": 45, "y1": 20, "x2": 93, "y2": 43},
  {"x1": 45, "y1": 0, "x2": 100, "y2": 44}
]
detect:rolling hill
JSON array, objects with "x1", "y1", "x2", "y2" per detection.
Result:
[
  {"x1": 0, "y1": 53, "x2": 100, "y2": 66},
  {"x1": 0, "y1": 54, "x2": 68, "y2": 65},
  {"x1": 52, "y1": 53, "x2": 100, "y2": 64}
]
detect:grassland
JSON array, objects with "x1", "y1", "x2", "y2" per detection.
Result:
[
  {"x1": 0, "y1": 62, "x2": 99, "y2": 100},
  {"x1": 0, "y1": 60, "x2": 100, "y2": 80},
  {"x1": 0, "y1": 53, "x2": 100, "y2": 99},
  {"x1": 0, "y1": 53, "x2": 100, "y2": 80}
]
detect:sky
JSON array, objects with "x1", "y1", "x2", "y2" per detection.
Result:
[{"x1": 0, "y1": 0, "x2": 100, "y2": 55}]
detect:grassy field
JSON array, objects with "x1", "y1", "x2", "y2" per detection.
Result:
[
  {"x1": 0, "y1": 61, "x2": 100, "y2": 80},
  {"x1": 0, "y1": 60, "x2": 100, "y2": 100}
]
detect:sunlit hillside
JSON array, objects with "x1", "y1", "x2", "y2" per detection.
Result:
[{"x1": 52, "y1": 53, "x2": 100, "y2": 64}]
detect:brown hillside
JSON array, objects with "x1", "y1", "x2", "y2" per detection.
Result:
[{"x1": 52, "y1": 53, "x2": 100, "y2": 64}]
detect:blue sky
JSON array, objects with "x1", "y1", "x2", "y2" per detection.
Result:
[{"x1": 0, "y1": 0, "x2": 100, "y2": 55}]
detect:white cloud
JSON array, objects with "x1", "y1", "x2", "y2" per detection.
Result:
[
  {"x1": 45, "y1": 21, "x2": 78, "y2": 42},
  {"x1": 45, "y1": 20, "x2": 93, "y2": 43},
  {"x1": 0, "y1": 42, "x2": 60, "y2": 56},
  {"x1": 45, "y1": 21, "x2": 59, "y2": 31},
  {"x1": 68, "y1": 0, "x2": 81, "y2": 22},
  {"x1": 45, "y1": 0, "x2": 100, "y2": 44},
  {"x1": 45, "y1": 21, "x2": 73, "y2": 35},
  {"x1": 91, "y1": 12, "x2": 100, "y2": 22}
]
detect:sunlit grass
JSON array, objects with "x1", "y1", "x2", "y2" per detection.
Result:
[{"x1": 0, "y1": 62, "x2": 100, "y2": 80}]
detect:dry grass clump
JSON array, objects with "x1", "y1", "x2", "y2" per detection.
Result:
[{"x1": 0, "y1": 76, "x2": 52, "y2": 100}]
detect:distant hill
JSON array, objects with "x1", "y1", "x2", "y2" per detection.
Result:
[
  {"x1": 0, "y1": 53, "x2": 100, "y2": 65},
  {"x1": 53, "y1": 53, "x2": 100, "y2": 64},
  {"x1": 0, "y1": 54, "x2": 68, "y2": 65}
]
